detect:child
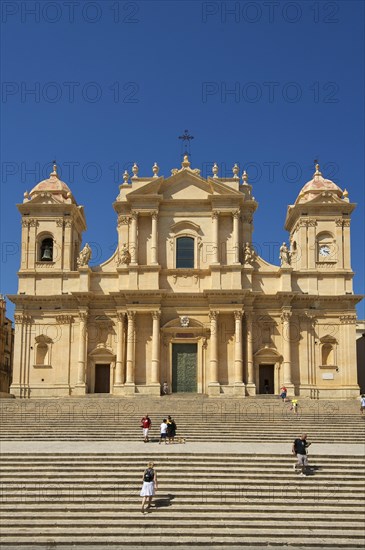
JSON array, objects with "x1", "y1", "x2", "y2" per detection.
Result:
[
  {"x1": 280, "y1": 386, "x2": 288, "y2": 402},
  {"x1": 290, "y1": 399, "x2": 299, "y2": 414}
]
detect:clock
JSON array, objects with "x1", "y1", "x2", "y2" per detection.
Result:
[{"x1": 319, "y1": 245, "x2": 331, "y2": 257}]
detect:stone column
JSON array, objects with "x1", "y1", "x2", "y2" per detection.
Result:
[
  {"x1": 246, "y1": 311, "x2": 255, "y2": 394},
  {"x1": 307, "y1": 220, "x2": 317, "y2": 269},
  {"x1": 130, "y1": 211, "x2": 138, "y2": 264},
  {"x1": 21, "y1": 220, "x2": 29, "y2": 269},
  {"x1": 343, "y1": 219, "x2": 351, "y2": 269},
  {"x1": 209, "y1": 311, "x2": 220, "y2": 394},
  {"x1": 125, "y1": 311, "x2": 136, "y2": 386},
  {"x1": 234, "y1": 311, "x2": 243, "y2": 382},
  {"x1": 74, "y1": 311, "x2": 88, "y2": 394},
  {"x1": 151, "y1": 211, "x2": 158, "y2": 265},
  {"x1": 115, "y1": 312, "x2": 125, "y2": 385},
  {"x1": 232, "y1": 210, "x2": 240, "y2": 264},
  {"x1": 212, "y1": 211, "x2": 219, "y2": 264},
  {"x1": 281, "y1": 309, "x2": 294, "y2": 390},
  {"x1": 64, "y1": 219, "x2": 73, "y2": 271},
  {"x1": 151, "y1": 311, "x2": 161, "y2": 385},
  {"x1": 28, "y1": 219, "x2": 38, "y2": 268},
  {"x1": 10, "y1": 314, "x2": 25, "y2": 396}
]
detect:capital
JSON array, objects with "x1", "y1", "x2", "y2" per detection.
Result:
[
  {"x1": 127, "y1": 311, "x2": 136, "y2": 322},
  {"x1": 209, "y1": 310, "x2": 219, "y2": 321}
]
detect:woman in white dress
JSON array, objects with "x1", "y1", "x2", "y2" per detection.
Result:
[{"x1": 140, "y1": 461, "x2": 158, "y2": 513}]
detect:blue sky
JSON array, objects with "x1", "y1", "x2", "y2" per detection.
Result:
[{"x1": 1, "y1": 0, "x2": 364, "y2": 319}]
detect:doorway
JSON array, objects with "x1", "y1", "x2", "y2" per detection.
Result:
[
  {"x1": 94, "y1": 364, "x2": 110, "y2": 393},
  {"x1": 172, "y1": 344, "x2": 197, "y2": 393},
  {"x1": 259, "y1": 364, "x2": 275, "y2": 394}
]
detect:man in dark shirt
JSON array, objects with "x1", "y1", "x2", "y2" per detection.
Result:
[{"x1": 292, "y1": 433, "x2": 311, "y2": 476}]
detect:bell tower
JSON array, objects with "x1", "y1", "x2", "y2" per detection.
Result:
[
  {"x1": 18, "y1": 163, "x2": 86, "y2": 293},
  {"x1": 285, "y1": 164, "x2": 355, "y2": 293}
]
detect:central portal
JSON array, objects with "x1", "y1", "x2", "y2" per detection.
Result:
[
  {"x1": 94, "y1": 364, "x2": 110, "y2": 393},
  {"x1": 172, "y1": 343, "x2": 197, "y2": 393}
]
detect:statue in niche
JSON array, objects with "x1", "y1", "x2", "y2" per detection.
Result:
[
  {"x1": 279, "y1": 242, "x2": 291, "y2": 267},
  {"x1": 243, "y1": 242, "x2": 255, "y2": 265},
  {"x1": 77, "y1": 243, "x2": 92, "y2": 267},
  {"x1": 119, "y1": 243, "x2": 131, "y2": 265}
]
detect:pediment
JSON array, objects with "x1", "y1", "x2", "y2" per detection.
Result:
[
  {"x1": 162, "y1": 317, "x2": 205, "y2": 329},
  {"x1": 170, "y1": 220, "x2": 201, "y2": 234},
  {"x1": 89, "y1": 345, "x2": 115, "y2": 357},
  {"x1": 126, "y1": 177, "x2": 163, "y2": 196},
  {"x1": 27, "y1": 193, "x2": 64, "y2": 205},
  {"x1": 254, "y1": 347, "x2": 282, "y2": 360},
  {"x1": 161, "y1": 171, "x2": 241, "y2": 200},
  {"x1": 124, "y1": 170, "x2": 242, "y2": 200},
  {"x1": 304, "y1": 193, "x2": 345, "y2": 206}
]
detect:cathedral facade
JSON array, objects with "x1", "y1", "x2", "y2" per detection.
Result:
[{"x1": 9, "y1": 157, "x2": 361, "y2": 398}]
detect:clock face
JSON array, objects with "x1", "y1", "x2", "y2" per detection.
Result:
[{"x1": 319, "y1": 245, "x2": 331, "y2": 257}]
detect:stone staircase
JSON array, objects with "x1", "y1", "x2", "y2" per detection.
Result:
[
  {"x1": 0, "y1": 453, "x2": 364, "y2": 548},
  {"x1": 1, "y1": 396, "x2": 364, "y2": 442},
  {"x1": 1, "y1": 397, "x2": 364, "y2": 548}
]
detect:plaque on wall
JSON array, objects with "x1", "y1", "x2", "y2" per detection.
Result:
[{"x1": 322, "y1": 373, "x2": 334, "y2": 380}]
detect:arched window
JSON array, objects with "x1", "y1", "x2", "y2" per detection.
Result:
[
  {"x1": 39, "y1": 237, "x2": 53, "y2": 262},
  {"x1": 176, "y1": 237, "x2": 194, "y2": 268}
]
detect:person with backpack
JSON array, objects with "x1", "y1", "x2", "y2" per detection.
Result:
[
  {"x1": 292, "y1": 433, "x2": 311, "y2": 476},
  {"x1": 140, "y1": 461, "x2": 158, "y2": 513}
]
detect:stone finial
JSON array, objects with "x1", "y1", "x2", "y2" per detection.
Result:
[
  {"x1": 123, "y1": 170, "x2": 129, "y2": 183},
  {"x1": 23, "y1": 191, "x2": 29, "y2": 201},
  {"x1": 212, "y1": 163, "x2": 219, "y2": 178},
  {"x1": 181, "y1": 154, "x2": 191, "y2": 169},
  {"x1": 242, "y1": 170, "x2": 248, "y2": 184},
  {"x1": 132, "y1": 163, "x2": 139, "y2": 179},
  {"x1": 171, "y1": 168, "x2": 179, "y2": 176},
  {"x1": 314, "y1": 163, "x2": 322, "y2": 176},
  {"x1": 343, "y1": 188, "x2": 349, "y2": 202},
  {"x1": 152, "y1": 162, "x2": 159, "y2": 178},
  {"x1": 232, "y1": 163, "x2": 239, "y2": 179},
  {"x1": 51, "y1": 161, "x2": 58, "y2": 177}
]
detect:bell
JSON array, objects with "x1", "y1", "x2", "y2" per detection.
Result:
[{"x1": 41, "y1": 245, "x2": 52, "y2": 261}]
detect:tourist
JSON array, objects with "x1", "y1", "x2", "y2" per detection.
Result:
[
  {"x1": 159, "y1": 418, "x2": 168, "y2": 444},
  {"x1": 280, "y1": 386, "x2": 288, "y2": 402},
  {"x1": 166, "y1": 415, "x2": 176, "y2": 444},
  {"x1": 360, "y1": 394, "x2": 365, "y2": 414},
  {"x1": 140, "y1": 461, "x2": 158, "y2": 513},
  {"x1": 140, "y1": 414, "x2": 151, "y2": 443},
  {"x1": 162, "y1": 381, "x2": 169, "y2": 395},
  {"x1": 290, "y1": 399, "x2": 299, "y2": 415},
  {"x1": 292, "y1": 433, "x2": 311, "y2": 476},
  {"x1": 264, "y1": 379, "x2": 270, "y2": 394}
]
